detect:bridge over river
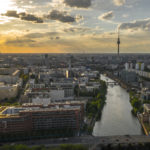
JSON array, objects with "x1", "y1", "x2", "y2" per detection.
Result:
[{"x1": 105, "y1": 81, "x2": 119, "y2": 85}]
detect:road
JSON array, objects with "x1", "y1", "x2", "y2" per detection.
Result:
[{"x1": 2, "y1": 135, "x2": 150, "y2": 149}]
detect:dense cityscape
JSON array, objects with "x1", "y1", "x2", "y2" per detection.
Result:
[{"x1": 0, "y1": 53, "x2": 150, "y2": 149}]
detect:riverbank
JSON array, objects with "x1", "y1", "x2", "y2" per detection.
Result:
[
  {"x1": 104, "y1": 72, "x2": 130, "y2": 90},
  {"x1": 105, "y1": 73, "x2": 140, "y2": 114},
  {"x1": 93, "y1": 74, "x2": 143, "y2": 136},
  {"x1": 85, "y1": 80, "x2": 107, "y2": 135},
  {"x1": 137, "y1": 114, "x2": 149, "y2": 136},
  {"x1": 104, "y1": 72, "x2": 144, "y2": 113},
  {"x1": 104, "y1": 72, "x2": 146, "y2": 136}
]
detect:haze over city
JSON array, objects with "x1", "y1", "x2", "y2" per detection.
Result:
[{"x1": 0, "y1": 0, "x2": 150, "y2": 53}]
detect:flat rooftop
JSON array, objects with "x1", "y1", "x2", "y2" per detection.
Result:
[
  {"x1": 0, "y1": 106, "x2": 6, "y2": 113},
  {"x1": 0, "y1": 105, "x2": 81, "y2": 116},
  {"x1": 144, "y1": 104, "x2": 150, "y2": 110},
  {"x1": 23, "y1": 101, "x2": 85, "y2": 107},
  {"x1": 1, "y1": 107, "x2": 25, "y2": 115}
]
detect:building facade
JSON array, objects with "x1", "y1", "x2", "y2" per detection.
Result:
[{"x1": 0, "y1": 102, "x2": 84, "y2": 139}]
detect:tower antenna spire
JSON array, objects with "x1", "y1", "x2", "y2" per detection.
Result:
[{"x1": 117, "y1": 28, "x2": 120, "y2": 57}]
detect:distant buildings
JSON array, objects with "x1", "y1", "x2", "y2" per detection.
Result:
[
  {"x1": 124, "y1": 62, "x2": 150, "y2": 81},
  {"x1": 141, "y1": 88, "x2": 150, "y2": 101},
  {"x1": 125, "y1": 62, "x2": 133, "y2": 71},
  {"x1": 128, "y1": 69, "x2": 150, "y2": 79},
  {"x1": 140, "y1": 104, "x2": 150, "y2": 124},
  {"x1": 119, "y1": 70, "x2": 138, "y2": 84},
  {"x1": 135, "y1": 62, "x2": 145, "y2": 71},
  {"x1": 0, "y1": 83, "x2": 19, "y2": 100},
  {"x1": 0, "y1": 68, "x2": 22, "y2": 100},
  {"x1": 125, "y1": 62, "x2": 145, "y2": 71},
  {"x1": 26, "y1": 82, "x2": 74, "y2": 102}
]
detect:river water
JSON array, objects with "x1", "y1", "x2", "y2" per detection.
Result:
[{"x1": 93, "y1": 75, "x2": 143, "y2": 136}]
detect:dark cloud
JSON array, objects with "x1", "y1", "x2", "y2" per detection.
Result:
[
  {"x1": 20, "y1": 13, "x2": 43, "y2": 23},
  {"x1": 3, "y1": 11, "x2": 43, "y2": 23},
  {"x1": 4, "y1": 11, "x2": 19, "y2": 18},
  {"x1": 46, "y1": 10, "x2": 75, "y2": 23},
  {"x1": 64, "y1": 27, "x2": 90, "y2": 33},
  {"x1": 56, "y1": 37, "x2": 60, "y2": 40},
  {"x1": 98, "y1": 11, "x2": 114, "y2": 21},
  {"x1": 50, "y1": 36, "x2": 60, "y2": 40},
  {"x1": 119, "y1": 18, "x2": 150, "y2": 31},
  {"x1": 25, "y1": 33, "x2": 46, "y2": 38},
  {"x1": 64, "y1": 0, "x2": 92, "y2": 8},
  {"x1": 25, "y1": 32, "x2": 59, "y2": 39},
  {"x1": 3, "y1": 10, "x2": 81, "y2": 24},
  {"x1": 5, "y1": 38, "x2": 35, "y2": 46},
  {"x1": 5, "y1": 33, "x2": 61, "y2": 47}
]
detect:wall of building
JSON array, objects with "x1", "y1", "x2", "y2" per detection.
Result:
[
  {"x1": 0, "y1": 84, "x2": 19, "y2": 100},
  {"x1": 50, "y1": 90, "x2": 64, "y2": 101},
  {"x1": 0, "y1": 104, "x2": 83, "y2": 135},
  {"x1": 0, "y1": 75, "x2": 19, "y2": 84}
]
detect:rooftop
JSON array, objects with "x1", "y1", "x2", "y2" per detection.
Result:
[
  {"x1": 144, "y1": 104, "x2": 150, "y2": 111},
  {"x1": 0, "y1": 104, "x2": 81, "y2": 117}
]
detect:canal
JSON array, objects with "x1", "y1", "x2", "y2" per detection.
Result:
[{"x1": 93, "y1": 75, "x2": 143, "y2": 136}]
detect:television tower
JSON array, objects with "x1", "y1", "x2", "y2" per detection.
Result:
[{"x1": 117, "y1": 30, "x2": 120, "y2": 57}]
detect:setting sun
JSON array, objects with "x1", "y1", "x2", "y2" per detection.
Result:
[
  {"x1": 0, "y1": 0, "x2": 150, "y2": 53},
  {"x1": 0, "y1": 0, "x2": 14, "y2": 14}
]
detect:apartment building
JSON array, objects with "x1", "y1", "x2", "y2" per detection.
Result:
[{"x1": 0, "y1": 103, "x2": 84, "y2": 135}]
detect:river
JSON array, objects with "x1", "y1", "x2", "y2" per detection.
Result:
[{"x1": 93, "y1": 75, "x2": 143, "y2": 136}]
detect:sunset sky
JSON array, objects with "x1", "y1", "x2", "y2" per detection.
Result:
[{"x1": 0, "y1": 0, "x2": 150, "y2": 53}]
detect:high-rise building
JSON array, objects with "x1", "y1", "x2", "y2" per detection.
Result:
[
  {"x1": 125, "y1": 62, "x2": 133, "y2": 70},
  {"x1": 117, "y1": 30, "x2": 120, "y2": 57},
  {"x1": 135, "y1": 62, "x2": 145, "y2": 71}
]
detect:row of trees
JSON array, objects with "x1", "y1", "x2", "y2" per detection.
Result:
[
  {"x1": 0, "y1": 128, "x2": 76, "y2": 142},
  {"x1": 2, "y1": 143, "x2": 150, "y2": 150},
  {"x1": 3, "y1": 142, "x2": 150, "y2": 150},
  {"x1": 0, "y1": 144, "x2": 88, "y2": 150},
  {"x1": 20, "y1": 73, "x2": 29, "y2": 86},
  {"x1": 74, "y1": 77, "x2": 101, "y2": 98},
  {"x1": 0, "y1": 98, "x2": 20, "y2": 106},
  {"x1": 80, "y1": 80, "x2": 107, "y2": 135},
  {"x1": 86, "y1": 80, "x2": 107, "y2": 120},
  {"x1": 129, "y1": 92, "x2": 143, "y2": 115},
  {"x1": 100, "y1": 143, "x2": 150, "y2": 150}
]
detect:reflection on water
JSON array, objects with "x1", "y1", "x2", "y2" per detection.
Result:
[{"x1": 93, "y1": 75, "x2": 143, "y2": 136}]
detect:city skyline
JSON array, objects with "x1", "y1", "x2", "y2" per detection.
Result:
[{"x1": 0, "y1": 0, "x2": 150, "y2": 53}]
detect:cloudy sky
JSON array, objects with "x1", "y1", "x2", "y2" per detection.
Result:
[{"x1": 0, "y1": 0, "x2": 150, "y2": 53}]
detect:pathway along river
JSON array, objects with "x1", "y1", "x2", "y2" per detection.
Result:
[{"x1": 93, "y1": 75, "x2": 143, "y2": 136}]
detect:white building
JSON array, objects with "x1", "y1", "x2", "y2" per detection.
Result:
[
  {"x1": 0, "y1": 83, "x2": 19, "y2": 100},
  {"x1": 125, "y1": 62, "x2": 133, "y2": 71},
  {"x1": 50, "y1": 89, "x2": 65, "y2": 101},
  {"x1": 23, "y1": 68, "x2": 29, "y2": 74},
  {"x1": 29, "y1": 83, "x2": 45, "y2": 89},
  {"x1": 32, "y1": 97, "x2": 51, "y2": 106},
  {"x1": 135, "y1": 62, "x2": 145, "y2": 71},
  {"x1": 0, "y1": 75, "x2": 19, "y2": 84}
]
